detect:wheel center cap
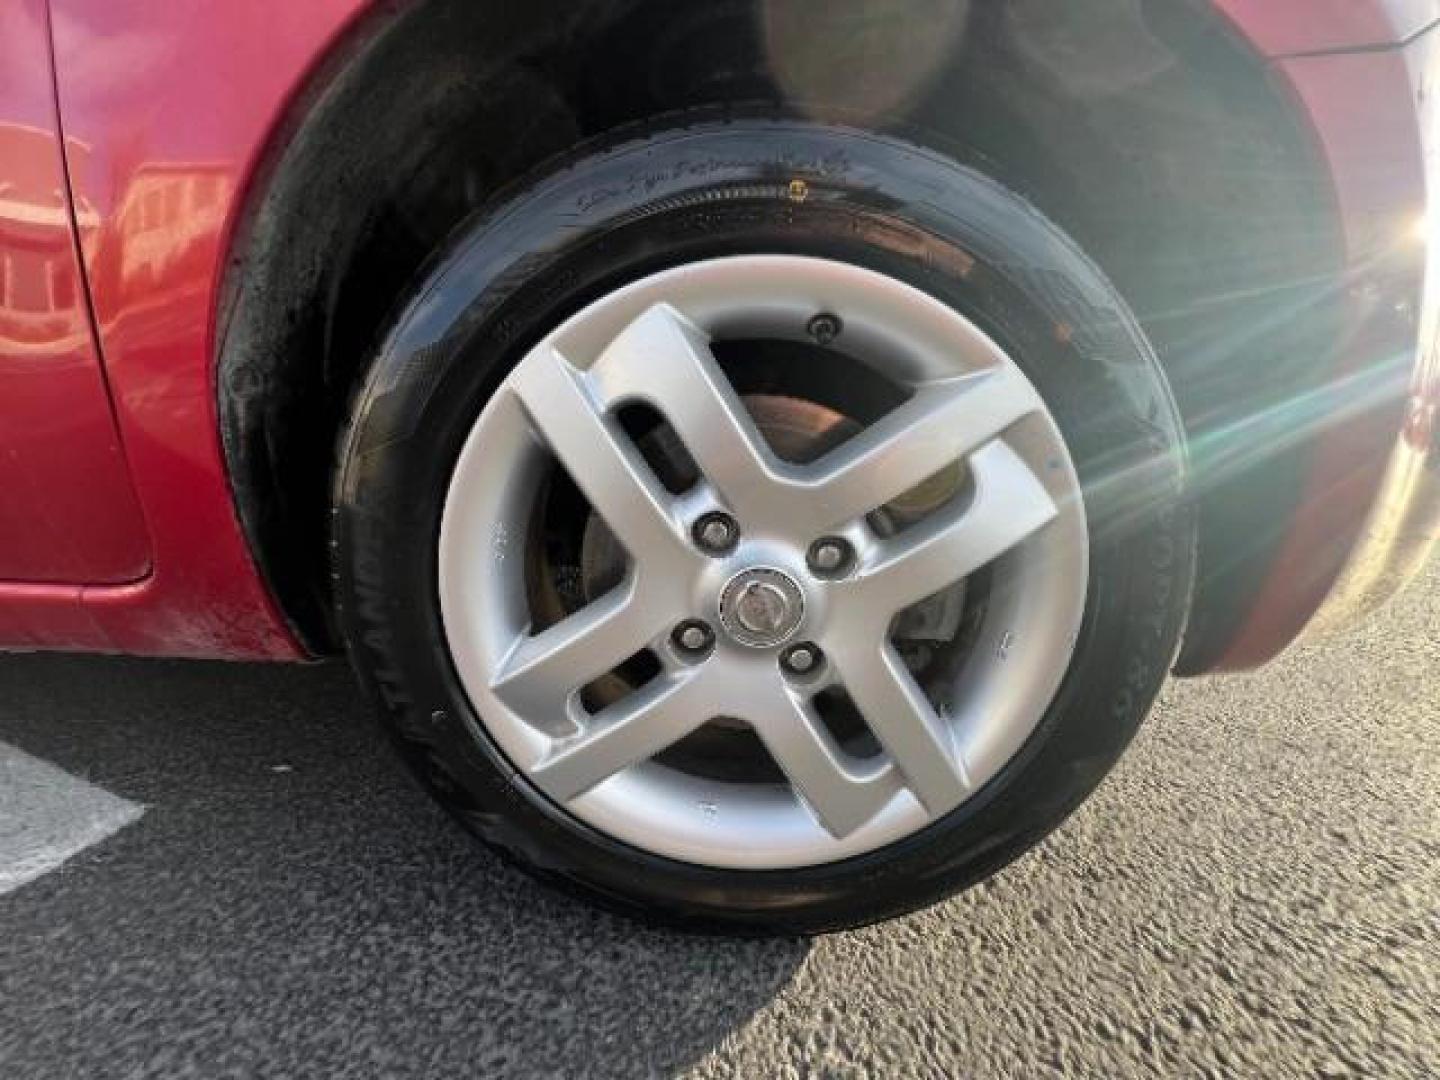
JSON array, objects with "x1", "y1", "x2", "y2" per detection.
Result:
[{"x1": 719, "y1": 568, "x2": 805, "y2": 648}]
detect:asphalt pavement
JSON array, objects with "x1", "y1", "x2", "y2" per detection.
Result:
[{"x1": 1, "y1": 564, "x2": 1437, "y2": 1078}]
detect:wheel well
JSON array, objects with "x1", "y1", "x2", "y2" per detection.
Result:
[{"x1": 216, "y1": 0, "x2": 1341, "y2": 658}]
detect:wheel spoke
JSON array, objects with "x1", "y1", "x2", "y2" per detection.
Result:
[
  {"x1": 854, "y1": 439, "x2": 1059, "y2": 614},
  {"x1": 574, "y1": 305, "x2": 1045, "y2": 542},
  {"x1": 491, "y1": 582, "x2": 660, "y2": 722},
  {"x1": 792, "y1": 365, "x2": 1044, "y2": 535},
  {"x1": 751, "y1": 688, "x2": 901, "y2": 838},
  {"x1": 829, "y1": 642, "x2": 970, "y2": 815},
  {"x1": 530, "y1": 672, "x2": 710, "y2": 801},
  {"x1": 507, "y1": 346, "x2": 690, "y2": 569},
  {"x1": 584, "y1": 304, "x2": 780, "y2": 522}
]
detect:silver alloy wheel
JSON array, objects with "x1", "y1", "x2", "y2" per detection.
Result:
[{"x1": 439, "y1": 255, "x2": 1088, "y2": 869}]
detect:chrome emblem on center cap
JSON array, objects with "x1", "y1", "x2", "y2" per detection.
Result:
[{"x1": 719, "y1": 568, "x2": 805, "y2": 648}]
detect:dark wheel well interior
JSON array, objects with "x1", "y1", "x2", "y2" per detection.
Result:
[{"x1": 216, "y1": 0, "x2": 1342, "y2": 665}]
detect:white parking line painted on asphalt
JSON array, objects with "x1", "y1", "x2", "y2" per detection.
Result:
[{"x1": 0, "y1": 741, "x2": 143, "y2": 896}]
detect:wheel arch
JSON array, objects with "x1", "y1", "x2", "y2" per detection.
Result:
[{"x1": 215, "y1": 0, "x2": 1344, "y2": 658}]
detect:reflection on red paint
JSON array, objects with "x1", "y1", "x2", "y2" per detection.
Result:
[
  {"x1": 35, "y1": 0, "x2": 366, "y2": 656},
  {"x1": 0, "y1": 125, "x2": 92, "y2": 351},
  {"x1": 95, "y1": 164, "x2": 232, "y2": 302},
  {"x1": 0, "y1": 117, "x2": 150, "y2": 585}
]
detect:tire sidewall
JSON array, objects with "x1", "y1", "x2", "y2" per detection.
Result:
[{"x1": 334, "y1": 119, "x2": 1194, "y2": 933}]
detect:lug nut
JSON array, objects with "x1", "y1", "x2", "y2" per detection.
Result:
[
  {"x1": 781, "y1": 643, "x2": 822, "y2": 675},
  {"x1": 673, "y1": 620, "x2": 715, "y2": 655},
  {"x1": 807, "y1": 537, "x2": 852, "y2": 575},
  {"x1": 807, "y1": 311, "x2": 843, "y2": 346},
  {"x1": 693, "y1": 512, "x2": 738, "y2": 554}
]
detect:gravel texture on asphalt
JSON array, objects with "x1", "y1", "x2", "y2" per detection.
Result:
[{"x1": 1, "y1": 563, "x2": 1436, "y2": 1078}]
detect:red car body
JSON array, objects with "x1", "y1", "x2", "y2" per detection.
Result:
[{"x1": 1, "y1": 0, "x2": 1437, "y2": 670}]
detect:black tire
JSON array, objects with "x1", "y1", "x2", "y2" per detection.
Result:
[{"x1": 332, "y1": 116, "x2": 1195, "y2": 934}]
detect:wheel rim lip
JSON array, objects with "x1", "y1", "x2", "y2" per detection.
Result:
[{"x1": 438, "y1": 254, "x2": 1088, "y2": 870}]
